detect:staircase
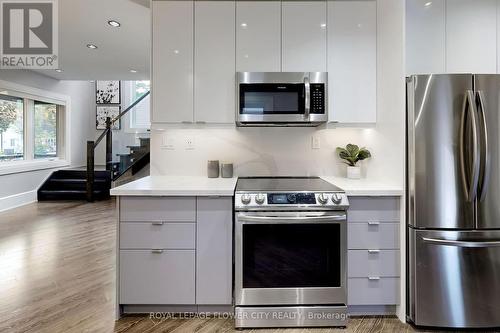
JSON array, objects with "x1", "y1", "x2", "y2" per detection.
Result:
[
  {"x1": 37, "y1": 90, "x2": 151, "y2": 202},
  {"x1": 38, "y1": 169, "x2": 112, "y2": 201}
]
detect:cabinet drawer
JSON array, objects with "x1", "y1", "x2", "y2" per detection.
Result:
[
  {"x1": 120, "y1": 197, "x2": 196, "y2": 222},
  {"x1": 120, "y1": 250, "x2": 195, "y2": 304},
  {"x1": 348, "y1": 197, "x2": 400, "y2": 222},
  {"x1": 348, "y1": 250, "x2": 399, "y2": 278},
  {"x1": 120, "y1": 223, "x2": 195, "y2": 249},
  {"x1": 348, "y1": 222, "x2": 399, "y2": 249},
  {"x1": 348, "y1": 277, "x2": 399, "y2": 305}
]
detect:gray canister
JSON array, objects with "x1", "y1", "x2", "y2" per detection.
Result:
[
  {"x1": 221, "y1": 163, "x2": 233, "y2": 178},
  {"x1": 207, "y1": 160, "x2": 220, "y2": 178}
]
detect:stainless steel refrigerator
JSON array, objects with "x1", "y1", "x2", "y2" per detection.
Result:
[{"x1": 407, "y1": 74, "x2": 500, "y2": 329}]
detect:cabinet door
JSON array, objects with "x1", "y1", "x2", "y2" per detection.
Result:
[
  {"x1": 446, "y1": 0, "x2": 497, "y2": 74},
  {"x1": 406, "y1": 0, "x2": 445, "y2": 75},
  {"x1": 328, "y1": 1, "x2": 376, "y2": 123},
  {"x1": 195, "y1": 1, "x2": 235, "y2": 123},
  {"x1": 196, "y1": 197, "x2": 232, "y2": 305},
  {"x1": 151, "y1": 1, "x2": 194, "y2": 123},
  {"x1": 236, "y1": 1, "x2": 281, "y2": 72},
  {"x1": 282, "y1": 0, "x2": 327, "y2": 72}
]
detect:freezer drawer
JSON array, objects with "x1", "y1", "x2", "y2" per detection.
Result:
[{"x1": 409, "y1": 228, "x2": 500, "y2": 328}]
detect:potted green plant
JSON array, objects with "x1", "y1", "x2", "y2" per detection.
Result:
[{"x1": 336, "y1": 144, "x2": 371, "y2": 179}]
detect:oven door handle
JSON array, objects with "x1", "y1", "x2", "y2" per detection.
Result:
[{"x1": 237, "y1": 213, "x2": 346, "y2": 224}]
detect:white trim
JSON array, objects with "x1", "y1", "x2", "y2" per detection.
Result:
[
  {"x1": 0, "y1": 190, "x2": 37, "y2": 213},
  {"x1": 0, "y1": 159, "x2": 69, "y2": 176},
  {"x1": 0, "y1": 79, "x2": 68, "y2": 105}
]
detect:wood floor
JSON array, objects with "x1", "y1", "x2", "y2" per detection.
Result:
[{"x1": 0, "y1": 200, "x2": 495, "y2": 333}]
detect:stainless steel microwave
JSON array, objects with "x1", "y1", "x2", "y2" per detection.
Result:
[{"x1": 236, "y1": 72, "x2": 328, "y2": 127}]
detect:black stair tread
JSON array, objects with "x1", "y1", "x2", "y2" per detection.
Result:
[
  {"x1": 49, "y1": 178, "x2": 108, "y2": 183},
  {"x1": 126, "y1": 145, "x2": 141, "y2": 149},
  {"x1": 39, "y1": 189, "x2": 106, "y2": 194},
  {"x1": 116, "y1": 153, "x2": 131, "y2": 156}
]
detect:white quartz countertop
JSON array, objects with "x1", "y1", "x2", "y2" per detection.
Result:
[
  {"x1": 321, "y1": 176, "x2": 403, "y2": 196},
  {"x1": 110, "y1": 175, "x2": 403, "y2": 197},
  {"x1": 110, "y1": 176, "x2": 237, "y2": 196}
]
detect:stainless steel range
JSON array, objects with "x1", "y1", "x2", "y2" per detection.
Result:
[{"x1": 234, "y1": 177, "x2": 349, "y2": 329}]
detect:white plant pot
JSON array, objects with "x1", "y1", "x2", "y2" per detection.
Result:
[{"x1": 347, "y1": 166, "x2": 361, "y2": 179}]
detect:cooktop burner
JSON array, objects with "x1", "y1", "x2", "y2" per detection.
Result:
[{"x1": 236, "y1": 176, "x2": 343, "y2": 192}]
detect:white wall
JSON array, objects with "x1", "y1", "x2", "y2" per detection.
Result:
[{"x1": 0, "y1": 70, "x2": 95, "y2": 211}]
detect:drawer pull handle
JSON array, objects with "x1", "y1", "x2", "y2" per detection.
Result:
[
  {"x1": 368, "y1": 221, "x2": 380, "y2": 226},
  {"x1": 151, "y1": 249, "x2": 164, "y2": 254},
  {"x1": 368, "y1": 276, "x2": 380, "y2": 281},
  {"x1": 368, "y1": 249, "x2": 380, "y2": 254},
  {"x1": 151, "y1": 222, "x2": 164, "y2": 226}
]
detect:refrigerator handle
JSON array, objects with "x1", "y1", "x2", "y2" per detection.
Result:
[
  {"x1": 476, "y1": 91, "x2": 490, "y2": 202},
  {"x1": 422, "y1": 237, "x2": 500, "y2": 248},
  {"x1": 459, "y1": 90, "x2": 480, "y2": 202}
]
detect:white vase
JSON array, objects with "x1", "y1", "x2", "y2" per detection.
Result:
[{"x1": 347, "y1": 166, "x2": 361, "y2": 179}]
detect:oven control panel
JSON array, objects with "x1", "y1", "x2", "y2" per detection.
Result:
[{"x1": 235, "y1": 192, "x2": 348, "y2": 210}]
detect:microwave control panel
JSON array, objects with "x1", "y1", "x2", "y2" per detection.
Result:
[{"x1": 310, "y1": 83, "x2": 325, "y2": 114}]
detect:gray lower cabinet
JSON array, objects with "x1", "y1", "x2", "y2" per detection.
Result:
[
  {"x1": 347, "y1": 196, "x2": 401, "y2": 307},
  {"x1": 120, "y1": 249, "x2": 195, "y2": 304},
  {"x1": 196, "y1": 197, "x2": 233, "y2": 304},
  {"x1": 118, "y1": 196, "x2": 232, "y2": 310}
]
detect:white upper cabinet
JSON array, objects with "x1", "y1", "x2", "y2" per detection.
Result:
[
  {"x1": 282, "y1": 1, "x2": 327, "y2": 72},
  {"x1": 151, "y1": 1, "x2": 194, "y2": 123},
  {"x1": 236, "y1": 1, "x2": 281, "y2": 72},
  {"x1": 328, "y1": 1, "x2": 377, "y2": 123},
  {"x1": 446, "y1": 0, "x2": 497, "y2": 74},
  {"x1": 406, "y1": 0, "x2": 445, "y2": 75},
  {"x1": 194, "y1": 1, "x2": 235, "y2": 123}
]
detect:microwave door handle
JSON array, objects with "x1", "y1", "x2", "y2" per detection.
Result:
[{"x1": 304, "y1": 76, "x2": 310, "y2": 119}]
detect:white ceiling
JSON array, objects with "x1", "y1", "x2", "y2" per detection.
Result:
[{"x1": 36, "y1": 0, "x2": 150, "y2": 80}]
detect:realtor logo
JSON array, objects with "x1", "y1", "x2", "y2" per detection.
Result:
[{"x1": 0, "y1": 0, "x2": 58, "y2": 69}]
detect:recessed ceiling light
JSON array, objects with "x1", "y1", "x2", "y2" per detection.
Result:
[
  {"x1": 320, "y1": 23, "x2": 327, "y2": 28},
  {"x1": 86, "y1": 43, "x2": 98, "y2": 49},
  {"x1": 240, "y1": 23, "x2": 247, "y2": 28},
  {"x1": 108, "y1": 20, "x2": 121, "y2": 27},
  {"x1": 55, "y1": 69, "x2": 63, "y2": 73},
  {"x1": 424, "y1": 1, "x2": 432, "y2": 7},
  {"x1": 130, "y1": 69, "x2": 137, "y2": 73}
]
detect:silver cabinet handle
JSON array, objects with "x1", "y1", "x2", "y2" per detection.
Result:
[
  {"x1": 459, "y1": 90, "x2": 480, "y2": 202},
  {"x1": 368, "y1": 277, "x2": 380, "y2": 281},
  {"x1": 368, "y1": 249, "x2": 380, "y2": 254},
  {"x1": 151, "y1": 249, "x2": 164, "y2": 254},
  {"x1": 422, "y1": 237, "x2": 500, "y2": 248},
  {"x1": 304, "y1": 76, "x2": 310, "y2": 119},
  {"x1": 151, "y1": 222, "x2": 164, "y2": 226},
  {"x1": 367, "y1": 221, "x2": 380, "y2": 226},
  {"x1": 476, "y1": 90, "x2": 490, "y2": 202}
]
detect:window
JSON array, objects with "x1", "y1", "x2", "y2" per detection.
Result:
[
  {"x1": 129, "y1": 81, "x2": 150, "y2": 130},
  {"x1": 0, "y1": 84, "x2": 68, "y2": 174},
  {"x1": 34, "y1": 101, "x2": 58, "y2": 159},
  {"x1": 0, "y1": 95, "x2": 24, "y2": 162}
]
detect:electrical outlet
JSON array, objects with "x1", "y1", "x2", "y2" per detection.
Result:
[
  {"x1": 185, "y1": 136, "x2": 195, "y2": 150},
  {"x1": 311, "y1": 136, "x2": 321, "y2": 149},
  {"x1": 161, "y1": 134, "x2": 175, "y2": 150}
]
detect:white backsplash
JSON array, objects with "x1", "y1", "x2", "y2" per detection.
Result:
[{"x1": 150, "y1": 126, "x2": 401, "y2": 184}]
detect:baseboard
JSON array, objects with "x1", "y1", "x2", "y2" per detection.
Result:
[
  {"x1": 348, "y1": 305, "x2": 397, "y2": 316},
  {"x1": 0, "y1": 190, "x2": 37, "y2": 213}
]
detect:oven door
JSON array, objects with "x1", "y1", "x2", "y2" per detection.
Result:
[{"x1": 235, "y1": 211, "x2": 347, "y2": 306}]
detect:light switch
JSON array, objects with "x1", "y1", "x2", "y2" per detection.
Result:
[
  {"x1": 311, "y1": 136, "x2": 321, "y2": 149},
  {"x1": 185, "y1": 136, "x2": 195, "y2": 150}
]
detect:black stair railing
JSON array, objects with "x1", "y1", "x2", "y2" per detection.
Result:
[{"x1": 86, "y1": 90, "x2": 150, "y2": 202}]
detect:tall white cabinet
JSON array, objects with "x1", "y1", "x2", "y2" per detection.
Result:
[
  {"x1": 406, "y1": 0, "x2": 446, "y2": 75},
  {"x1": 406, "y1": 0, "x2": 499, "y2": 75},
  {"x1": 151, "y1": 1, "x2": 194, "y2": 123},
  {"x1": 236, "y1": 1, "x2": 281, "y2": 72},
  {"x1": 446, "y1": 0, "x2": 497, "y2": 74},
  {"x1": 194, "y1": 1, "x2": 236, "y2": 123},
  {"x1": 328, "y1": 1, "x2": 377, "y2": 123},
  {"x1": 282, "y1": 1, "x2": 327, "y2": 72}
]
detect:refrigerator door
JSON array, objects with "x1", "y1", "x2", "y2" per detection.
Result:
[
  {"x1": 474, "y1": 75, "x2": 500, "y2": 229},
  {"x1": 409, "y1": 228, "x2": 500, "y2": 328},
  {"x1": 408, "y1": 74, "x2": 475, "y2": 229}
]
